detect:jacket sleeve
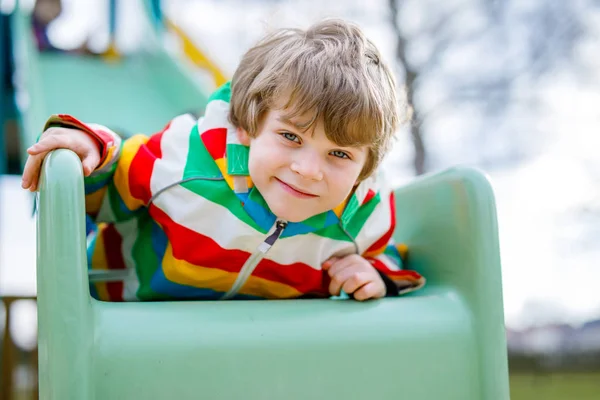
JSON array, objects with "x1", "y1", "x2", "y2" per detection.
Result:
[
  {"x1": 359, "y1": 186, "x2": 426, "y2": 296},
  {"x1": 42, "y1": 114, "x2": 171, "y2": 224}
]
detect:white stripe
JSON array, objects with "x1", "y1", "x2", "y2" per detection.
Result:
[
  {"x1": 151, "y1": 184, "x2": 356, "y2": 269},
  {"x1": 197, "y1": 99, "x2": 232, "y2": 133},
  {"x1": 226, "y1": 123, "x2": 241, "y2": 145},
  {"x1": 353, "y1": 175, "x2": 376, "y2": 204},
  {"x1": 113, "y1": 218, "x2": 140, "y2": 300},
  {"x1": 150, "y1": 114, "x2": 197, "y2": 194}
]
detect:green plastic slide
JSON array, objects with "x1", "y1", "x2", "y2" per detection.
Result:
[
  {"x1": 37, "y1": 149, "x2": 509, "y2": 400},
  {"x1": 10, "y1": 6, "x2": 208, "y2": 154}
]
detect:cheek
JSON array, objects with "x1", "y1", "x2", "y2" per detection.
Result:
[
  {"x1": 248, "y1": 140, "x2": 284, "y2": 178},
  {"x1": 326, "y1": 166, "x2": 362, "y2": 198}
]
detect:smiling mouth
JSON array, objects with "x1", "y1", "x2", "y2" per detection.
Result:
[{"x1": 275, "y1": 178, "x2": 318, "y2": 198}]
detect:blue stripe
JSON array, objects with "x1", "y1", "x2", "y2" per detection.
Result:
[
  {"x1": 87, "y1": 234, "x2": 99, "y2": 299},
  {"x1": 243, "y1": 195, "x2": 276, "y2": 231},
  {"x1": 150, "y1": 219, "x2": 168, "y2": 257},
  {"x1": 384, "y1": 244, "x2": 404, "y2": 267},
  {"x1": 283, "y1": 210, "x2": 339, "y2": 237}
]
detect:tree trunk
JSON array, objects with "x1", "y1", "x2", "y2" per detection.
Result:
[{"x1": 389, "y1": 0, "x2": 426, "y2": 175}]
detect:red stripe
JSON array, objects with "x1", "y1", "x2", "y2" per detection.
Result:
[
  {"x1": 52, "y1": 114, "x2": 115, "y2": 162},
  {"x1": 362, "y1": 189, "x2": 376, "y2": 205},
  {"x1": 150, "y1": 205, "x2": 329, "y2": 296},
  {"x1": 364, "y1": 192, "x2": 396, "y2": 254},
  {"x1": 102, "y1": 224, "x2": 125, "y2": 302},
  {"x1": 201, "y1": 128, "x2": 227, "y2": 160},
  {"x1": 368, "y1": 258, "x2": 423, "y2": 281},
  {"x1": 146, "y1": 125, "x2": 166, "y2": 158},
  {"x1": 128, "y1": 123, "x2": 169, "y2": 204}
]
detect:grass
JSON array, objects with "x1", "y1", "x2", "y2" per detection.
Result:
[{"x1": 510, "y1": 371, "x2": 600, "y2": 400}]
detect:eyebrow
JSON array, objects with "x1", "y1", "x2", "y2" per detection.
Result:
[{"x1": 276, "y1": 116, "x2": 306, "y2": 130}]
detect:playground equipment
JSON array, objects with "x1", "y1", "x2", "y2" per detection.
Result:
[
  {"x1": 7, "y1": 1, "x2": 509, "y2": 399},
  {"x1": 37, "y1": 149, "x2": 509, "y2": 400}
]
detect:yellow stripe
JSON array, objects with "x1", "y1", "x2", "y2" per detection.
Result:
[
  {"x1": 215, "y1": 157, "x2": 253, "y2": 192},
  {"x1": 397, "y1": 243, "x2": 409, "y2": 260},
  {"x1": 85, "y1": 186, "x2": 107, "y2": 216},
  {"x1": 114, "y1": 135, "x2": 149, "y2": 211},
  {"x1": 91, "y1": 224, "x2": 110, "y2": 301},
  {"x1": 97, "y1": 145, "x2": 117, "y2": 170},
  {"x1": 162, "y1": 245, "x2": 301, "y2": 299},
  {"x1": 214, "y1": 158, "x2": 234, "y2": 190},
  {"x1": 332, "y1": 199, "x2": 348, "y2": 218}
]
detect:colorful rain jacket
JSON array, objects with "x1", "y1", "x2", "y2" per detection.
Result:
[{"x1": 44, "y1": 83, "x2": 425, "y2": 301}]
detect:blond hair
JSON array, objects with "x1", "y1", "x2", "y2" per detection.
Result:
[{"x1": 229, "y1": 18, "x2": 400, "y2": 180}]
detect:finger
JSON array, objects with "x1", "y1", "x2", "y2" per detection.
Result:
[
  {"x1": 21, "y1": 154, "x2": 45, "y2": 190},
  {"x1": 81, "y1": 151, "x2": 100, "y2": 176},
  {"x1": 27, "y1": 134, "x2": 72, "y2": 155},
  {"x1": 341, "y1": 271, "x2": 371, "y2": 295},
  {"x1": 328, "y1": 263, "x2": 364, "y2": 296},
  {"x1": 353, "y1": 281, "x2": 386, "y2": 301}
]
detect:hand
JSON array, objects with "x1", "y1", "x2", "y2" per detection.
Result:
[
  {"x1": 322, "y1": 254, "x2": 386, "y2": 301},
  {"x1": 21, "y1": 127, "x2": 101, "y2": 192}
]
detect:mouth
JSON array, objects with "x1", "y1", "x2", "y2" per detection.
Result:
[{"x1": 274, "y1": 178, "x2": 318, "y2": 199}]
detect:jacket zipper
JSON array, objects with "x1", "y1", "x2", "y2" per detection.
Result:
[{"x1": 221, "y1": 220, "x2": 288, "y2": 300}]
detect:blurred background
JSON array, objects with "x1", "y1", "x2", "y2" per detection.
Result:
[{"x1": 1, "y1": 0, "x2": 599, "y2": 398}]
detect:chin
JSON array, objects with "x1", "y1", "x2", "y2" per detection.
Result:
[
  {"x1": 269, "y1": 204, "x2": 311, "y2": 223},
  {"x1": 273, "y1": 210, "x2": 307, "y2": 223}
]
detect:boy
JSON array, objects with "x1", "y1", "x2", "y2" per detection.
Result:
[{"x1": 22, "y1": 19, "x2": 424, "y2": 301}]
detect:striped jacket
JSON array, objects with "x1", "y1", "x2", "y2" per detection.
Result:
[{"x1": 44, "y1": 83, "x2": 425, "y2": 301}]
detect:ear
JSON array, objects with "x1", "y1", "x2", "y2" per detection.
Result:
[{"x1": 236, "y1": 127, "x2": 251, "y2": 146}]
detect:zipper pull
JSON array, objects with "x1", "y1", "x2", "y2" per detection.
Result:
[{"x1": 257, "y1": 220, "x2": 287, "y2": 253}]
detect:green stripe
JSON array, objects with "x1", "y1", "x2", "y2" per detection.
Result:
[
  {"x1": 107, "y1": 181, "x2": 140, "y2": 222},
  {"x1": 208, "y1": 81, "x2": 231, "y2": 103},
  {"x1": 313, "y1": 223, "x2": 354, "y2": 242},
  {"x1": 133, "y1": 214, "x2": 170, "y2": 300},
  {"x1": 181, "y1": 179, "x2": 264, "y2": 233},
  {"x1": 384, "y1": 245, "x2": 403, "y2": 266},
  {"x1": 226, "y1": 143, "x2": 250, "y2": 175},
  {"x1": 183, "y1": 125, "x2": 221, "y2": 177},
  {"x1": 84, "y1": 165, "x2": 115, "y2": 186},
  {"x1": 183, "y1": 125, "x2": 264, "y2": 232},
  {"x1": 345, "y1": 193, "x2": 382, "y2": 238},
  {"x1": 340, "y1": 194, "x2": 360, "y2": 226}
]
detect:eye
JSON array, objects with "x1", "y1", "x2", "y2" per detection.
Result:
[
  {"x1": 330, "y1": 150, "x2": 350, "y2": 159},
  {"x1": 281, "y1": 132, "x2": 300, "y2": 143}
]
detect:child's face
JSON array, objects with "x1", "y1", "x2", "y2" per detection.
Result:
[{"x1": 238, "y1": 107, "x2": 368, "y2": 223}]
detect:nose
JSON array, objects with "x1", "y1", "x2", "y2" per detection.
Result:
[{"x1": 290, "y1": 151, "x2": 324, "y2": 181}]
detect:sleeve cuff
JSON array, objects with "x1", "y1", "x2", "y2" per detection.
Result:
[
  {"x1": 43, "y1": 114, "x2": 117, "y2": 166},
  {"x1": 374, "y1": 268, "x2": 400, "y2": 297}
]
